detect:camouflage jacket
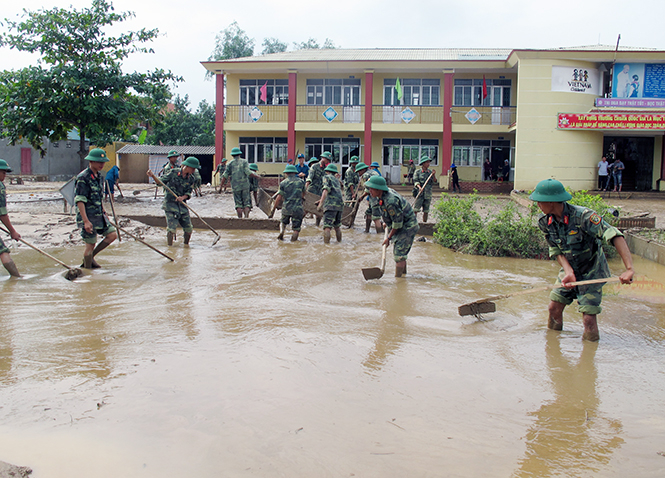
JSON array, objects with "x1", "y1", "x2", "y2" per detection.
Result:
[
  {"x1": 160, "y1": 168, "x2": 194, "y2": 214},
  {"x1": 322, "y1": 174, "x2": 344, "y2": 212},
  {"x1": 538, "y1": 202, "x2": 622, "y2": 278},
  {"x1": 215, "y1": 163, "x2": 226, "y2": 175},
  {"x1": 376, "y1": 188, "x2": 418, "y2": 231},
  {"x1": 75, "y1": 167, "x2": 107, "y2": 229},
  {"x1": 278, "y1": 175, "x2": 305, "y2": 216},
  {"x1": 223, "y1": 158, "x2": 251, "y2": 191},
  {"x1": 413, "y1": 169, "x2": 435, "y2": 198},
  {"x1": 249, "y1": 174, "x2": 259, "y2": 192},
  {"x1": 0, "y1": 181, "x2": 7, "y2": 216},
  {"x1": 344, "y1": 168, "x2": 359, "y2": 197},
  {"x1": 361, "y1": 169, "x2": 381, "y2": 193},
  {"x1": 306, "y1": 163, "x2": 325, "y2": 196},
  {"x1": 161, "y1": 160, "x2": 178, "y2": 176}
]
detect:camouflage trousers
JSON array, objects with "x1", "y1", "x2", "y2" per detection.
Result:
[
  {"x1": 413, "y1": 193, "x2": 432, "y2": 214},
  {"x1": 281, "y1": 210, "x2": 304, "y2": 231},
  {"x1": 232, "y1": 187, "x2": 252, "y2": 209},
  {"x1": 391, "y1": 223, "x2": 420, "y2": 262},
  {"x1": 165, "y1": 210, "x2": 193, "y2": 233},
  {"x1": 81, "y1": 223, "x2": 116, "y2": 244},
  {"x1": 549, "y1": 267, "x2": 607, "y2": 315},
  {"x1": 323, "y1": 210, "x2": 342, "y2": 229},
  {"x1": 365, "y1": 197, "x2": 381, "y2": 220},
  {"x1": 0, "y1": 236, "x2": 9, "y2": 255}
]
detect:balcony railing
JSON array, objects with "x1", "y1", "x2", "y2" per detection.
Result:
[
  {"x1": 223, "y1": 105, "x2": 516, "y2": 126},
  {"x1": 450, "y1": 106, "x2": 516, "y2": 126}
]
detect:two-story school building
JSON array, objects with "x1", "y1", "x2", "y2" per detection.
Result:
[{"x1": 202, "y1": 46, "x2": 665, "y2": 192}]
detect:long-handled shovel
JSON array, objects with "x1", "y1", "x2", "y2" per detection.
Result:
[
  {"x1": 106, "y1": 219, "x2": 174, "y2": 262},
  {"x1": 362, "y1": 228, "x2": 390, "y2": 281},
  {"x1": 413, "y1": 170, "x2": 435, "y2": 204},
  {"x1": 116, "y1": 183, "x2": 124, "y2": 199},
  {"x1": 151, "y1": 176, "x2": 221, "y2": 246},
  {"x1": 458, "y1": 276, "x2": 622, "y2": 317},
  {"x1": 107, "y1": 180, "x2": 121, "y2": 242},
  {"x1": 0, "y1": 225, "x2": 83, "y2": 281}
]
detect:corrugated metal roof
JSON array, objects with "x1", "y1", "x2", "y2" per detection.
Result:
[
  {"x1": 117, "y1": 145, "x2": 215, "y2": 155},
  {"x1": 217, "y1": 48, "x2": 514, "y2": 63},
  {"x1": 546, "y1": 44, "x2": 659, "y2": 52}
]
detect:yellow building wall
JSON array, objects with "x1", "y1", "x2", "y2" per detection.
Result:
[{"x1": 513, "y1": 59, "x2": 602, "y2": 191}]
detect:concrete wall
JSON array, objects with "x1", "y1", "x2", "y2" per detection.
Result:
[{"x1": 0, "y1": 138, "x2": 88, "y2": 180}]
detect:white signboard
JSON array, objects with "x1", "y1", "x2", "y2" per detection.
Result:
[{"x1": 551, "y1": 66, "x2": 601, "y2": 95}]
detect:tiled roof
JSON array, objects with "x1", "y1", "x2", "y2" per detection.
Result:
[{"x1": 116, "y1": 145, "x2": 215, "y2": 155}]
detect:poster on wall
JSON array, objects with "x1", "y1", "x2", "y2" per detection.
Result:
[
  {"x1": 551, "y1": 66, "x2": 601, "y2": 95},
  {"x1": 612, "y1": 63, "x2": 665, "y2": 98}
]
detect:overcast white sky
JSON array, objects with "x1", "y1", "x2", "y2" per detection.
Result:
[{"x1": 3, "y1": 0, "x2": 665, "y2": 108}]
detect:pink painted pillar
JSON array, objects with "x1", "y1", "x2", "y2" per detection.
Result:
[
  {"x1": 288, "y1": 72, "x2": 297, "y2": 160},
  {"x1": 215, "y1": 72, "x2": 225, "y2": 167},
  {"x1": 661, "y1": 137, "x2": 665, "y2": 183},
  {"x1": 364, "y1": 71, "x2": 373, "y2": 165},
  {"x1": 441, "y1": 72, "x2": 453, "y2": 175}
]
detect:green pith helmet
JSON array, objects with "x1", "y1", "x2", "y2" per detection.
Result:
[
  {"x1": 529, "y1": 178, "x2": 572, "y2": 202},
  {"x1": 370, "y1": 161, "x2": 379, "y2": 168},
  {"x1": 365, "y1": 175, "x2": 388, "y2": 191},
  {"x1": 355, "y1": 162, "x2": 369, "y2": 172},
  {"x1": 349, "y1": 156, "x2": 359, "y2": 164},
  {"x1": 85, "y1": 148, "x2": 109, "y2": 163},
  {"x1": 0, "y1": 159, "x2": 13, "y2": 172},
  {"x1": 283, "y1": 164, "x2": 298, "y2": 174},
  {"x1": 167, "y1": 149, "x2": 179, "y2": 158},
  {"x1": 182, "y1": 156, "x2": 201, "y2": 169},
  {"x1": 419, "y1": 156, "x2": 431, "y2": 165},
  {"x1": 249, "y1": 163, "x2": 259, "y2": 171},
  {"x1": 231, "y1": 147, "x2": 242, "y2": 156},
  {"x1": 308, "y1": 157, "x2": 319, "y2": 165},
  {"x1": 221, "y1": 157, "x2": 227, "y2": 162},
  {"x1": 324, "y1": 163, "x2": 338, "y2": 173},
  {"x1": 320, "y1": 151, "x2": 332, "y2": 160}
]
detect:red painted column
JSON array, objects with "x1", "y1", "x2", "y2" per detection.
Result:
[
  {"x1": 661, "y1": 137, "x2": 665, "y2": 184},
  {"x1": 364, "y1": 71, "x2": 373, "y2": 165},
  {"x1": 288, "y1": 71, "x2": 297, "y2": 160},
  {"x1": 442, "y1": 72, "x2": 454, "y2": 175},
  {"x1": 215, "y1": 72, "x2": 225, "y2": 167}
]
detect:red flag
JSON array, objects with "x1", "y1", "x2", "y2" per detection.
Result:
[
  {"x1": 482, "y1": 75, "x2": 488, "y2": 100},
  {"x1": 260, "y1": 82, "x2": 268, "y2": 103}
]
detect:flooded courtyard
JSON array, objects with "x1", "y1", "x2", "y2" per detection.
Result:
[{"x1": 1, "y1": 188, "x2": 665, "y2": 477}]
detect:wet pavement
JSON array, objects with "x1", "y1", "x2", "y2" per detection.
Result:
[{"x1": 1, "y1": 219, "x2": 665, "y2": 477}]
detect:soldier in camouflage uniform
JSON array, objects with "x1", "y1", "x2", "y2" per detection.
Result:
[
  {"x1": 530, "y1": 178, "x2": 635, "y2": 341},
  {"x1": 274, "y1": 164, "x2": 306, "y2": 241},
  {"x1": 221, "y1": 147, "x2": 258, "y2": 218},
  {"x1": 75, "y1": 149, "x2": 118, "y2": 269},
  {"x1": 344, "y1": 156, "x2": 360, "y2": 203},
  {"x1": 317, "y1": 163, "x2": 344, "y2": 243},
  {"x1": 192, "y1": 168, "x2": 202, "y2": 197},
  {"x1": 306, "y1": 152, "x2": 332, "y2": 227},
  {"x1": 249, "y1": 163, "x2": 260, "y2": 207},
  {"x1": 413, "y1": 156, "x2": 436, "y2": 223},
  {"x1": 147, "y1": 157, "x2": 201, "y2": 246},
  {"x1": 365, "y1": 175, "x2": 419, "y2": 277},
  {"x1": 355, "y1": 161, "x2": 383, "y2": 234},
  {"x1": 161, "y1": 150, "x2": 180, "y2": 176},
  {"x1": 0, "y1": 159, "x2": 21, "y2": 277},
  {"x1": 214, "y1": 158, "x2": 227, "y2": 193}
]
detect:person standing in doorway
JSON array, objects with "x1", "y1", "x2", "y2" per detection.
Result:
[
  {"x1": 450, "y1": 163, "x2": 461, "y2": 193},
  {"x1": 597, "y1": 156, "x2": 609, "y2": 191},
  {"x1": 483, "y1": 158, "x2": 492, "y2": 181},
  {"x1": 612, "y1": 158, "x2": 625, "y2": 192},
  {"x1": 295, "y1": 153, "x2": 309, "y2": 181},
  {"x1": 0, "y1": 159, "x2": 21, "y2": 277},
  {"x1": 502, "y1": 159, "x2": 511, "y2": 181}
]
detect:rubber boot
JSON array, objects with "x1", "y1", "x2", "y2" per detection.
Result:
[
  {"x1": 335, "y1": 227, "x2": 342, "y2": 242},
  {"x1": 167, "y1": 232, "x2": 174, "y2": 246},
  {"x1": 2, "y1": 258, "x2": 20, "y2": 277},
  {"x1": 277, "y1": 223, "x2": 285, "y2": 241},
  {"x1": 290, "y1": 230, "x2": 300, "y2": 242},
  {"x1": 395, "y1": 260, "x2": 407, "y2": 277},
  {"x1": 423, "y1": 212, "x2": 428, "y2": 223},
  {"x1": 184, "y1": 232, "x2": 191, "y2": 245},
  {"x1": 323, "y1": 228, "x2": 331, "y2": 244},
  {"x1": 365, "y1": 215, "x2": 371, "y2": 233}
]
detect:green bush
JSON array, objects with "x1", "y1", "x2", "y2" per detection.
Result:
[
  {"x1": 568, "y1": 188, "x2": 620, "y2": 226},
  {"x1": 433, "y1": 194, "x2": 548, "y2": 258}
]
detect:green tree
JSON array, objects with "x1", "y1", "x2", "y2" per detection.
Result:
[
  {"x1": 207, "y1": 21, "x2": 254, "y2": 78},
  {"x1": 146, "y1": 96, "x2": 215, "y2": 147},
  {"x1": 0, "y1": 0, "x2": 180, "y2": 167},
  {"x1": 293, "y1": 38, "x2": 337, "y2": 50},
  {"x1": 261, "y1": 37, "x2": 288, "y2": 55}
]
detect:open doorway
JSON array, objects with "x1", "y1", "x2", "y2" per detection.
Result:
[{"x1": 603, "y1": 136, "x2": 654, "y2": 191}]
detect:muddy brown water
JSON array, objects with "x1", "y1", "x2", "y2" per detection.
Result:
[{"x1": 1, "y1": 222, "x2": 665, "y2": 477}]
